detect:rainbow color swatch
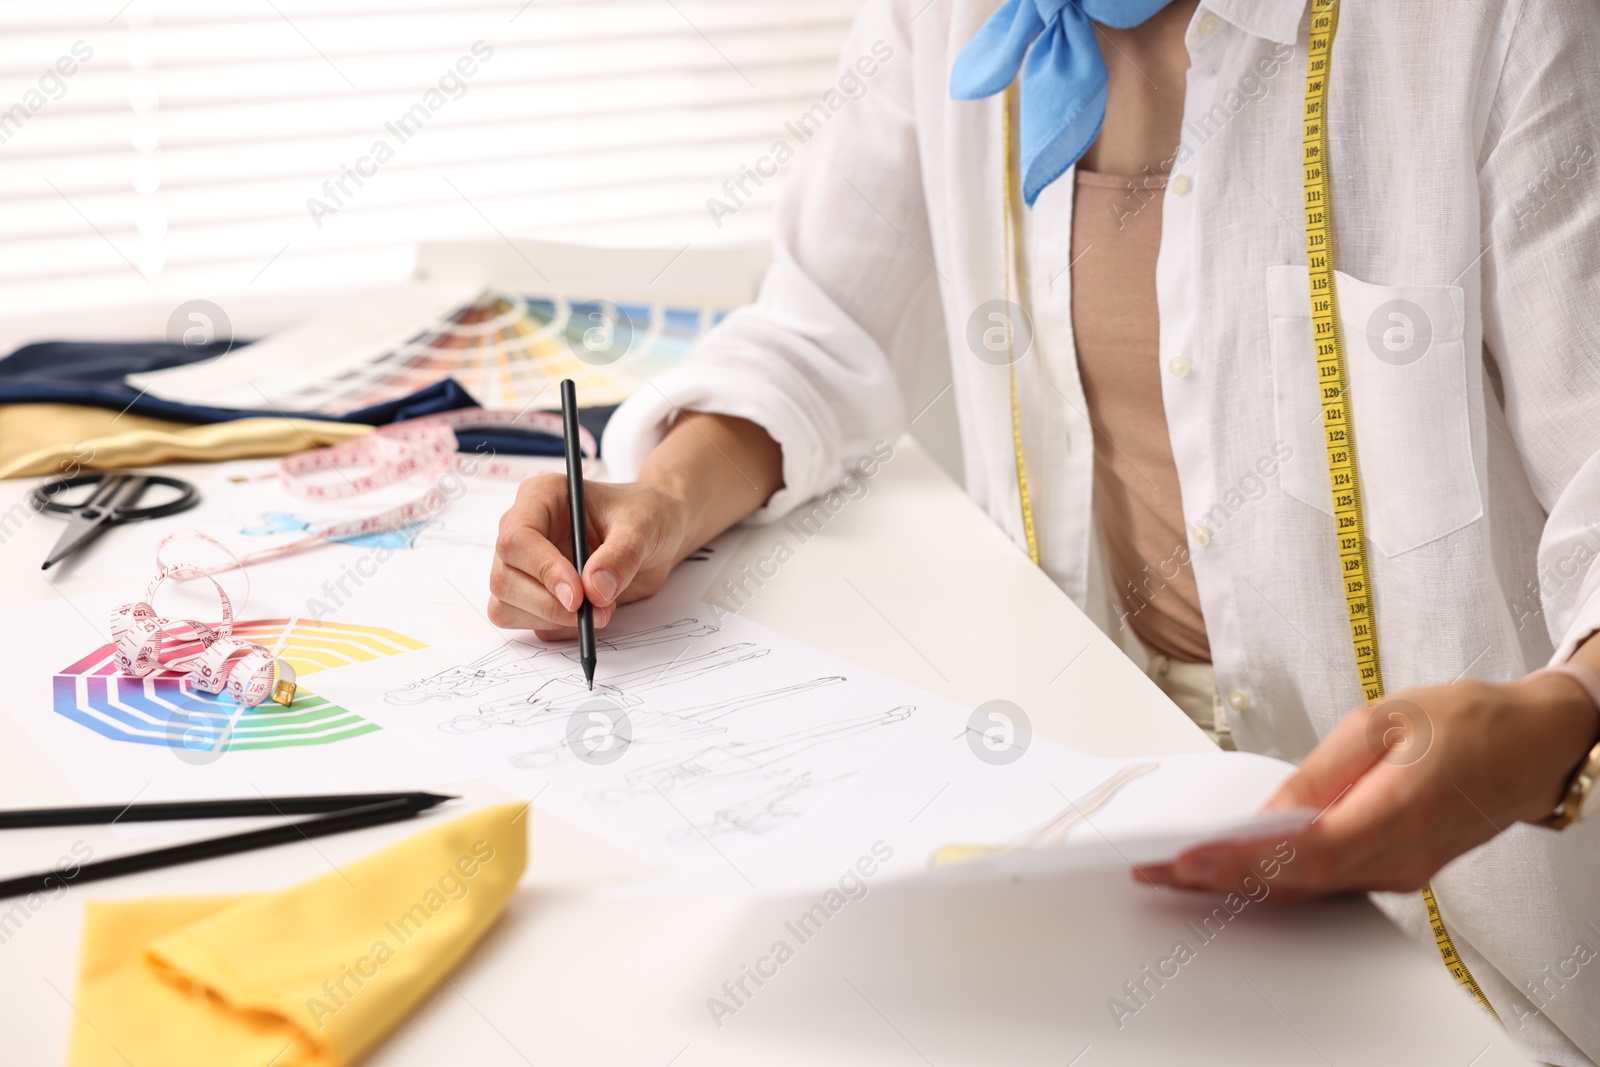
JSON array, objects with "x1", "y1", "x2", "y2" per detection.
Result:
[
  {"x1": 276, "y1": 291, "x2": 729, "y2": 415},
  {"x1": 51, "y1": 618, "x2": 424, "y2": 751}
]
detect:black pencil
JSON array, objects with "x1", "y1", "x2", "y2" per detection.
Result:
[
  {"x1": 0, "y1": 794, "x2": 450, "y2": 899},
  {"x1": 561, "y1": 378, "x2": 597, "y2": 689},
  {"x1": 0, "y1": 791, "x2": 456, "y2": 829}
]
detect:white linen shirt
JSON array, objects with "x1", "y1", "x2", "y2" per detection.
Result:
[{"x1": 604, "y1": 1, "x2": 1600, "y2": 1060}]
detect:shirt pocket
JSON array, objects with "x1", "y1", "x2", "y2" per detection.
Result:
[{"x1": 1266, "y1": 265, "x2": 1481, "y2": 557}]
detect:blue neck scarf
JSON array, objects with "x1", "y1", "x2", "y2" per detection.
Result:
[{"x1": 950, "y1": 0, "x2": 1177, "y2": 206}]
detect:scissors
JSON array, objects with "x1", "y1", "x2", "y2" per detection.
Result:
[{"x1": 31, "y1": 471, "x2": 200, "y2": 570}]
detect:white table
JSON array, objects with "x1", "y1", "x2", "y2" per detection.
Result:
[{"x1": 0, "y1": 438, "x2": 1529, "y2": 1065}]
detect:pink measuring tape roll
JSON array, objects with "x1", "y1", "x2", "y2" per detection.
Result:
[
  {"x1": 213, "y1": 408, "x2": 593, "y2": 572},
  {"x1": 110, "y1": 532, "x2": 298, "y2": 709},
  {"x1": 111, "y1": 411, "x2": 589, "y2": 701}
]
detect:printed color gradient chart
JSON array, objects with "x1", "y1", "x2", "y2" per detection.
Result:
[
  {"x1": 52, "y1": 619, "x2": 425, "y2": 751},
  {"x1": 275, "y1": 291, "x2": 729, "y2": 415}
]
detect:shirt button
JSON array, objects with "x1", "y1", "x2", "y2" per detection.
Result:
[
  {"x1": 1228, "y1": 690, "x2": 1249, "y2": 711},
  {"x1": 1171, "y1": 174, "x2": 1193, "y2": 196},
  {"x1": 1198, "y1": 13, "x2": 1223, "y2": 37},
  {"x1": 1168, "y1": 356, "x2": 1191, "y2": 378},
  {"x1": 1190, "y1": 524, "x2": 1212, "y2": 546}
]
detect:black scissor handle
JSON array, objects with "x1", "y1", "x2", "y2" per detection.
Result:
[{"x1": 30, "y1": 472, "x2": 200, "y2": 523}]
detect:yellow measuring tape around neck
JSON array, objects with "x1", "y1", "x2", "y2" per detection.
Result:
[
  {"x1": 996, "y1": 0, "x2": 1499, "y2": 1023},
  {"x1": 1301, "y1": 0, "x2": 1383, "y2": 707},
  {"x1": 1002, "y1": 84, "x2": 1040, "y2": 567},
  {"x1": 1300, "y1": 0, "x2": 1500, "y2": 1023}
]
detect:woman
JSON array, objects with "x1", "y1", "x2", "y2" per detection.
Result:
[{"x1": 492, "y1": 2, "x2": 1600, "y2": 1061}]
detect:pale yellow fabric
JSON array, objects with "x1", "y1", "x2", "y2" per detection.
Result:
[
  {"x1": 0, "y1": 403, "x2": 371, "y2": 479},
  {"x1": 67, "y1": 802, "x2": 527, "y2": 1067}
]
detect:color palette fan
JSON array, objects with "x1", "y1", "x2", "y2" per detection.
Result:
[
  {"x1": 273, "y1": 290, "x2": 729, "y2": 415},
  {"x1": 52, "y1": 618, "x2": 424, "y2": 751}
]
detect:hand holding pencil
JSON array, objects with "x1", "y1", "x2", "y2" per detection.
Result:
[{"x1": 487, "y1": 409, "x2": 783, "y2": 641}]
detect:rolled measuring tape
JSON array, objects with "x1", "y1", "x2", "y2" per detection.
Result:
[
  {"x1": 206, "y1": 407, "x2": 594, "y2": 573},
  {"x1": 277, "y1": 408, "x2": 594, "y2": 502},
  {"x1": 111, "y1": 531, "x2": 297, "y2": 708}
]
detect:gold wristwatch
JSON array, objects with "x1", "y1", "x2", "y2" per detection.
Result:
[{"x1": 1533, "y1": 663, "x2": 1600, "y2": 830}]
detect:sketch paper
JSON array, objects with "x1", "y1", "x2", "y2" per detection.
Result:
[
  {"x1": 0, "y1": 525, "x2": 747, "y2": 811},
  {"x1": 0, "y1": 590, "x2": 480, "y2": 804},
  {"x1": 60, "y1": 456, "x2": 538, "y2": 588},
  {"x1": 10, "y1": 483, "x2": 1297, "y2": 893},
  {"x1": 306, "y1": 588, "x2": 1303, "y2": 892}
]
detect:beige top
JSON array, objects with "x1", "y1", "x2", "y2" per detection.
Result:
[{"x1": 1071, "y1": 169, "x2": 1211, "y2": 663}]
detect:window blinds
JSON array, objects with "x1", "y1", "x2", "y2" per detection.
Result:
[{"x1": 0, "y1": 0, "x2": 861, "y2": 320}]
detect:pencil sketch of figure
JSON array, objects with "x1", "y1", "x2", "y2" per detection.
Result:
[
  {"x1": 439, "y1": 642, "x2": 768, "y2": 734},
  {"x1": 666, "y1": 771, "x2": 851, "y2": 842},
  {"x1": 587, "y1": 705, "x2": 915, "y2": 805},
  {"x1": 386, "y1": 618, "x2": 716, "y2": 704},
  {"x1": 508, "y1": 676, "x2": 846, "y2": 768}
]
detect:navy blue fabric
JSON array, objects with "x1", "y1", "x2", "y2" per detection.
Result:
[
  {"x1": 345, "y1": 378, "x2": 481, "y2": 426},
  {"x1": 0, "y1": 340, "x2": 270, "y2": 424},
  {"x1": 0, "y1": 340, "x2": 614, "y2": 455},
  {"x1": 455, "y1": 406, "x2": 617, "y2": 459}
]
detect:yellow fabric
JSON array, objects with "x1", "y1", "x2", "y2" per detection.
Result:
[
  {"x1": 0, "y1": 403, "x2": 371, "y2": 479},
  {"x1": 67, "y1": 802, "x2": 528, "y2": 1067}
]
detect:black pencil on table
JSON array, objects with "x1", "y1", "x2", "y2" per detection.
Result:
[
  {"x1": 0, "y1": 793, "x2": 451, "y2": 899},
  {"x1": 561, "y1": 378, "x2": 597, "y2": 689},
  {"x1": 0, "y1": 791, "x2": 455, "y2": 829}
]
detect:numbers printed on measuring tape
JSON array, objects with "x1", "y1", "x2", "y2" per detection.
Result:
[{"x1": 1299, "y1": 0, "x2": 1501, "y2": 1024}]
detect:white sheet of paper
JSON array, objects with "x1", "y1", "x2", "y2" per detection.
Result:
[
  {"x1": 304, "y1": 588, "x2": 1303, "y2": 893},
  {"x1": 0, "y1": 588, "x2": 482, "y2": 802},
  {"x1": 8, "y1": 493, "x2": 1301, "y2": 894},
  {"x1": 60, "y1": 456, "x2": 546, "y2": 590}
]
